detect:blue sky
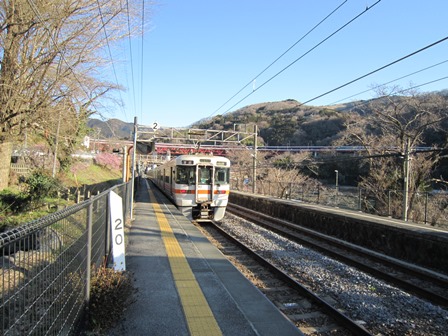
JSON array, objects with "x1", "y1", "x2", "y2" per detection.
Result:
[{"x1": 111, "y1": 0, "x2": 448, "y2": 127}]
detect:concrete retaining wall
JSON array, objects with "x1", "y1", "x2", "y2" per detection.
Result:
[{"x1": 230, "y1": 191, "x2": 448, "y2": 275}]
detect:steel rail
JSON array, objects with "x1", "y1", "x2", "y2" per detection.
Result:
[
  {"x1": 207, "y1": 221, "x2": 373, "y2": 336},
  {"x1": 227, "y1": 203, "x2": 448, "y2": 308}
]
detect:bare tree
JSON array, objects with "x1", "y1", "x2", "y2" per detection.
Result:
[
  {"x1": 337, "y1": 86, "x2": 448, "y2": 220},
  {"x1": 0, "y1": 0, "x2": 150, "y2": 187},
  {"x1": 259, "y1": 152, "x2": 318, "y2": 198},
  {"x1": 226, "y1": 147, "x2": 254, "y2": 190}
]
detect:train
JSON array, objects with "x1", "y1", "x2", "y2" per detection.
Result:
[{"x1": 149, "y1": 154, "x2": 231, "y2": 221}]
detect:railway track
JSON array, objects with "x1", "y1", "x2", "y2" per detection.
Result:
[
  {"x1": 226, "y1": 203, "x2": 448, "y2": 308},
  {"x1": 196, "y1": 221, "x2": 373, "y2": 336}
]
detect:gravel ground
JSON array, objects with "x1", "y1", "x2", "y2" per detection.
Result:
[{"x1": 220, "y1": 214, "x2": 448, "y2": 336}]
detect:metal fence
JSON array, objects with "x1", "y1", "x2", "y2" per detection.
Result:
[
  {"x1": 0, "y1": 181, "x2": 132, "y2": 335},
  {"x1": 232, "y1": 180, "x2": 448, "y2": 228},
  {"x1": 10, "y1": 163, "x2": 31, "y2": 177}
]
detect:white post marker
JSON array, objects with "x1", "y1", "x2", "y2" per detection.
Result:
[{"x1": 109, "y1": 191, "x2": 126, "y2": 271}]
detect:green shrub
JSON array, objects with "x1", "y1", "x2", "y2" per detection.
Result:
[
  {"x1": 25, "y1": 171, "x2": 61, "y2": 201},
  {"x1": 0, "y1": 189, "x2": 31, "y2": 213}
]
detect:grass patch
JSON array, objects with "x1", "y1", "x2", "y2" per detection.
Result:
[
  {"x1": 1, "y1": 163, "x2": 122, "y2": 230},
  {"x1": 61, "y1": 162, "x2": 122, "y2": 188}
]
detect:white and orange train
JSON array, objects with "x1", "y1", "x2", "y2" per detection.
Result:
[{"x1": 149, "y1": 155, "x2": 231, "y2": 221}]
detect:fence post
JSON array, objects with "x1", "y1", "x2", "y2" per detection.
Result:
[
  {"x1": 105, "y1": 190, "x2": 111, "y2": 263},
  {"x1": 424, "y1": 192, "x2": 428, "y2": 224},
  {"x1": 85, "y1": 201, "x2": 93, "y2": 305}
]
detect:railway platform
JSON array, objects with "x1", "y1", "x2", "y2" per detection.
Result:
[{"x1": 110, "y1": 178, "x2": 301, "y2": 336}]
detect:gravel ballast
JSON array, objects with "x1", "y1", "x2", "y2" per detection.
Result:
[{"x1": 220, "y1": 214, "x2": 448, "y2": 336}]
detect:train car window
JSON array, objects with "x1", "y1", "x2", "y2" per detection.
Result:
[
  {"x1": 215, "y1": 168, "x2": 230, "y2": 184},
  {"x1": 198, "y1": 167, "x2": 212, "y2": 185},
  {"x1": 176, "y1": 166, "x2": 195, "y2": 185}
]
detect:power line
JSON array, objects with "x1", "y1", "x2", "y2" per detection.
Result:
[
  {"x1": 321, "y1": 75, "x2": 448, "y2": 116},
  {"x1": 140, "y1": 0, "x2": 146, "y2": 121},
  {"x1": 301, "y1": 35, "x2": 448, "y2": 106},
  {"x1": 126, "y1": 0, "x2": 137, "y2": 117},
  {"x1": 330, "y1": 59, "x2": 448, "y2": 105},
  {"x1": 209, "y1": 0, "x2": 349, "y2": 118},
  {"x1": 96, "y1": 0, "x2": 128, "y2": 121},
  {"x1": 221, "y1": 0, "x2": 383, "y2": 116}
]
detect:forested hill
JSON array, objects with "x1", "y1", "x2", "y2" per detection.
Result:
[
  {"x1": 192, "y1": 93, "x2": 448, "y2": 147},
  {"x1": 90, "y1": 92, "x2": 448, "y2": 147},
  {"x1": 87, "y1": 118, "x2": 134, "y2": 139},
  {"x1": 192, "y1": 99, "x2": 359, "y2": 146},
  {"x1": 88, "y1": 99, "x2": 357, "y2": 145}
]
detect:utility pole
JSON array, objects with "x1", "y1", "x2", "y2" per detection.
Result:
[
  {"x1": 402, "y1": 138, "x2": 411, "y2": 221},
  {"x1": 130, "y1": 117, "x2": 138, "y2": 220},
  {"x1": 122, "y1": 146, "x2": 128, "y2": 183},
  {"x1": 252, "y1": 124, "x2": 257, "y2": 194}
]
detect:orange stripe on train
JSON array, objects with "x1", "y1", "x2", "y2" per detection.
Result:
[{"x1": 174, "y1": 189, "x2": 229, "y2": 195}]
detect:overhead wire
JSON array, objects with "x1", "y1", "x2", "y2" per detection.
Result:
[
  {"x1": 126, "y1": 0, "x2": 137, "y2": 118},
  {"x1": 220, "y1": 0, "x2": 383, "y2": 116},
  {"x1": 96, "y1": 0, "x2": 128, "y2": 121},
  {"x1": 301, "y1": 35, "x2": 448, "y2": 106},
  {"x1": 329, "y1": 59, "x2": 448, "y2": 104},
  {"x1": 337, "y1": 75, "x2": 448, "y2": 114},
  {"x1": 140, "y1": 0, "x2": 146, "y2": 121},
  {"x1": 209, "y1": 0, "x2": 349, "y2": 118}
]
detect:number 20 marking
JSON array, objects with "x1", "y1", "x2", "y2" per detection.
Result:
[{"x1": 115, "y1": 218, "x2": 123, "y2": 245}]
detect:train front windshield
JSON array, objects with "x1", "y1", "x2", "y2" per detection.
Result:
[{"x1": 176, "y1": 165, "x2": 230, "y2": 185}]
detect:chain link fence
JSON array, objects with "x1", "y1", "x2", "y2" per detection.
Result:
[
  {"x1": 0, "y1": 181, "x2": 132, "y2": 335},
  {"x1": 232, "y1": 179, "x2": 448, "y2": 228}
]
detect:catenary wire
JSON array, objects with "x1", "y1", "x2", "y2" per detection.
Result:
[
  {"x1": 322, "y1": 75, "x2": 448, "y2": 114},
  {"x1": 221, "y1": 0, "x2": 383, "y2": 115},
  {"x1": 329, "y1": 59, "x2": 448, "y2": 105},
  {"x1": 96, "y1": 0, "x2": 128, "y2": 121},
  {"x1": 140, "y1": 0, "x2": 146, "y2": 121},
  {"x1": 209, "y1": 0, "x2": 349, "y2": 118},
  {"x1": 301, "y1": 35, "x2": 448, "y2": 106},
  {"x1": 126, "y1": 0, "x2": 137, "y2": 117}
]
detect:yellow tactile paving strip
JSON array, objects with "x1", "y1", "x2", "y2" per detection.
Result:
[{"x1": 149, "y1": 189, "x2": 222, "y2": 336}]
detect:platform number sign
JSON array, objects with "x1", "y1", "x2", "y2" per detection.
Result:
[
  {"x1": 152, "y1": 122, "x2": 159, "y2": 130},
  {"x1": 109, "y1": 191, "x2": 126, "y2": 271}
]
